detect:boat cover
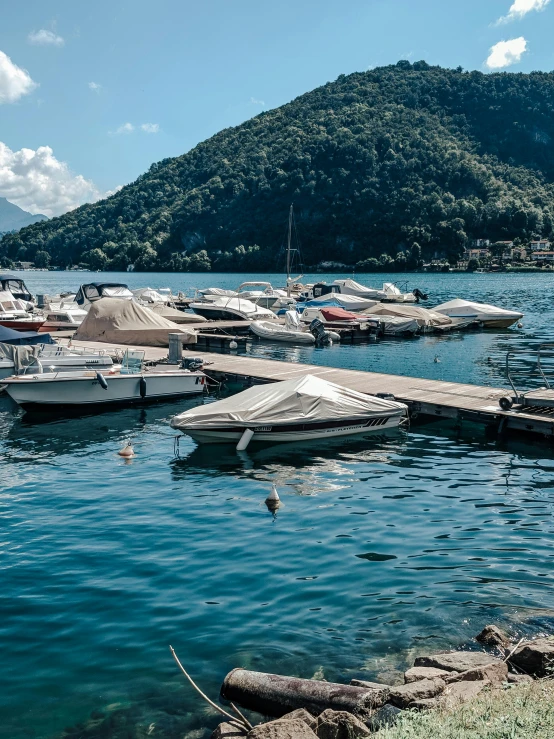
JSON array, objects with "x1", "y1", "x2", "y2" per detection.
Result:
[
  {"x1": 332, "y1": 279, "x2": 385, "y2": 298},
  {"x1": 149, "y1": 304, "x2": 206, "y2": 323},
  {"x1": 0, "y1": 344, "x2": 43, "y2": 373},
  {"x1": 199, "y1": 287, "x2": 238, "y2": 297},
  {"x1": 432, "y1": 299, "x2": 522, "y2": 319},
  {"x1": 308, "y1": 293, "x2": 377, "y2": 311},
  {"x1": 171, "y1": 375, "x2": 406, "y2": 430},
  {"x1": 378, "y1": 316, "x2": 420, "y2": 334},
  {"x1": 74, "y1": 298, "x2": 197, "y2": 346},
  {"x1": 363, "y1": 303, "x2": 451, "y2": 327},
  {"x1": 0, "y1": 326, "x2": 53, "y2": 345},
  {"x1": 320, "y1": 307, "x2": 363, "y2": 322},
  {"x1": 132, "y1": 287, "x2": 167, "y2": 303},
  {"x1": 75, "y1": 283, "x2": 134, "y2": 305}
]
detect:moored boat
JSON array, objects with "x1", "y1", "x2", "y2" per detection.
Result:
[
  {"x1": 432, "y1": 299, "x2": 523, "y2": 328},
  {"x1": 3, "y1": 351, "x2": 206, "y2": 413},
  {"x1": 171, "y1": 374, "x2": 408, "y2": 447},
  {"x1": 250, "y1": 311, "x2": 315, "y2": 344},
  {"x1": 189, "y1": 296, "x2": 278, "y2": 321}
]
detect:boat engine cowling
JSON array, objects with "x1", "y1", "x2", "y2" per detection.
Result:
[
  {"x1": 309, "y1": 318, "x2": 332, "y2": 345},
  {"x1": 413, "y1": 288, "x2": 429, "y2": 302}
]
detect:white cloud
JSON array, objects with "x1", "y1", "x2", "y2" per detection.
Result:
[
  {"x1": 485, "y1": 37, "x2": 527, "y2": 69},
  {"x1": 28, "y1": 29, "x2": 65, "y2": 46},
  {"x1": 0, "y1": 50, "x2": 37, "y2": 104},
  {"x1": 113, "y1": 122, "x2": 134, "y2": 134},
  {"x1": 496, "y1": 0, "x2": 550, "y2": 24},
  {"x1": 141, "y1": 123, "x2": 159, "y2": 133},
  {"x1": 250, "y1": 97, "x2": 265, "y2": 106},
  {"x1": 0, "y1": 141, "x2": 105, "y2": 217},
  {"x1": 88, "y1": 81, "x2": 102, "y2": 92}
]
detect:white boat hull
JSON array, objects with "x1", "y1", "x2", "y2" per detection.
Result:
[
  {"x1": 4, "y1": 370, "x2": 205, "y2": 412},
  {"x1": 182, "y1": 412, "x2": 405, "y2": 444}
]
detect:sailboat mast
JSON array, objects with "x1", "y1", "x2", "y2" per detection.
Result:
[{"x1": 286, "y1": 204, "x2": 293, "y2": 296}]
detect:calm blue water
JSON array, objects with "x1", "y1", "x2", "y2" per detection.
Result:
[{"x1": 2, "y1": 272, "x2": 554, "y2": 739}]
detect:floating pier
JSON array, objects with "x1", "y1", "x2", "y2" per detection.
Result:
[{"x1": 61, "y1": 338, "x2": 554, "y2": 438}]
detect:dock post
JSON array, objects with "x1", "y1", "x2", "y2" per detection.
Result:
[{"x1": 168, "y1": 333, "x2": 183, "y2": 364}]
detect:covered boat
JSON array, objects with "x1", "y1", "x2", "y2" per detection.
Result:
[
  {"x1": 363, "y1": 303, "x2": 453, "y2": 329},
  {"x1": 171, "y1": 374, "x2": 408, "y2": 447},
  {"x1": 301, "y1": 293, "x2": 377, "y2": 312},
  {"x1": 0, "y1": 325, "x2": 53, "y2": 346},
  {"x1": 331, "y1": 279, "x2": 387, "y2": 301},
  {"x1": 432, "y1": 299, "x2": 523, "y2": 328},
  {"x1": 0, "y1": 274, "x2": 34, "y2": 304},
  {"x1": 74, "y1": 298, "x2": 197, "y2": 346}
]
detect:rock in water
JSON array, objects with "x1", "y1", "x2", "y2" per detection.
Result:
[
  {"x1": 315, "y1": 710, "x2": 371, "y2": 739},
  {"x1": 414, "y1": 651, "x2": 502, "y2": 673},
  {"x1": 404, "y1": 666, "x2": 450, "y2": 683},
  {"x1": 510, "y1": 637, "x2": 554, "y2": 678},
  {"x1": 247, "y1": 719, "x2": 318, "y2": 739},
  {"x1": 278, "y1": 710, "x2": 317, "y2": 732},
  {"x1": 388, "y1": 677, "x2": 446, "y2": 709},
  {"x1": 475, "y1": 624, "x2": 510, "y2": 649},
  {"x1": 212, "y1": 723, "x2": 245, "y2": 739}
]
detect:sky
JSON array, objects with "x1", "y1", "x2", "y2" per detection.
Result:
[{"x1": 1, "y1": 0, "x2": 553, "y2": 217}]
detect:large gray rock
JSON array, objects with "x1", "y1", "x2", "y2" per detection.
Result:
[
  {"x1": 248, "y1": 719, "x2": 318, "y2": 739},
  {"x1": 440, "y1": 679, "x2": 488, "y2": 708},
  {"x1": 363, "y1": 704, "x2": 402, "y2": 732},
  {"x1": 444, "y1": 661, "x2": 508, "y2": 685},
  {"x1": 212, "y1": 722, "x2": 246, "y2": 738},
  {"x1": 315, "y1": 710, "x2": 370, "y2": 739},
  {"x1": 388, "y1": 677, "x2": 446, "y2": 709},
  {"x1": 510, "y1": 637, "x2": 554, "y2": 678},
  {"x1": 475, "y1": 625, "x2": 510, "y2": 649},
  {"x1": 279, "y1": 709, "x2": 318, "y2": 731},
  {"x1": 414, "y1": 651, "x2": 501, "y2": 673},
  {"x1": 356, "y1": 686, "x2": 390, "y2": 711},
  {"x1": 507, "y1": 673, "x2": 534, "y2": 685},
  {"x1": 404, "y1": 666, "x2": 450, "y2": 683}
]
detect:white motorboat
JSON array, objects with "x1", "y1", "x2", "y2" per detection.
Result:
[
  {"x1": 250, "y1": 311, "x2": 315, "y2": 344},
  {"x1": 236, "y1": 282, "x2": 288, "y2": 309},
  {"x1": 0, "y1": 343, "x2": 114, "y2": 380},
  {"x1": 381, "y1": 282, "x2": 418, "y2": 303},
  {"x1": 189, "y1": 296, "x2": 278, "y2": 321},
  {"x1": 301, "y1": 293, "x2": 378, "y2": 312},
  {"x1": 0, "y1": 290, "x2": 45, "y2": 331},
  {"x1": 129, "y1": 287, "x2": 204, "y2": 323},
  {"x1": 41, "y1": 305, "x2": 88, "y2": 331},
  {"x1": 0, "y1": 273, "x2": 34, "y2": 306},
  {"x1": 432, "y1": 299, "x2": 523, "y2": 328},
  {"x1": 3, "y1": 351, "x2": 206, "y2": 412},
  {"x1": 171, "y1": 374, "x2": 408, "y2": 447}
]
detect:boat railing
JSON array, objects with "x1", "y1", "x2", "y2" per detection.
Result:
[{"x1": 506, "y1": 343, "x2": 554, "y2": 401}]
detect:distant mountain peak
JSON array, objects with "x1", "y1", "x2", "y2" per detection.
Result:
[{"x1": 0, "y1": 197, "x2": 48, "y2": 233}]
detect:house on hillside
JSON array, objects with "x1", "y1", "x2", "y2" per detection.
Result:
[
  {"x1": 530, "y1": 240, "x2": 551, "y2": 251},
  {"x1": 464, "y1": 247, "x2": 490, "y2": 260},
  {"x1": 531, "y1": 251, "x2": 554, "y2": 262}
]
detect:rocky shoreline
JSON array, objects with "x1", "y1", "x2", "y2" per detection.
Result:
[{"x1": 211, "y1": 627, "x2": 554, "y2": 739}]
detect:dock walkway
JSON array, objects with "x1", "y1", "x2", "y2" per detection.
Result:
[{"x1": 62, "y1": 338, "x2": 554, "y2": 438}]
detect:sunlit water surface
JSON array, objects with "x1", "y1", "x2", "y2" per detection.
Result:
[{"x1": 2, "y1": 271, "x2": 554, "y2": 738}]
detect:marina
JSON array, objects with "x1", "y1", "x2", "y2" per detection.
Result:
[{"x1": 1, "y1": 270, "x2": 553, "y2": 739}]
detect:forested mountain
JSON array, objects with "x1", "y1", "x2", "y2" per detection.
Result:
[
  {"x1": 3, "y1": 61, "x2": 554, "y2": 272},
  {"x1": 0, "y1": 198, "x2": 47, "y2": 236}
]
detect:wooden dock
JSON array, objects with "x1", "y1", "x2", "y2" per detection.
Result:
[{"x1": 61, "y1": 338, "x2": 554, "y2": 438}]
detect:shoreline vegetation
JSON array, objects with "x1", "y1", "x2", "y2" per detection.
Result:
[{"x1": 2, "y1": 62, "x2": 554, "y2": 274}]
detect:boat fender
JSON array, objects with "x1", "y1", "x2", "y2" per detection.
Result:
[
  {"x1": 499, "y1": 396, "x2": 513, "y2": 411},
  {"x1": 236, "y1": 428, "x2": 254, "y2": 451},
  {"x1": 140, "y1": 377, "x2": 147, "y2": 398},
  {"x1": 96, "y1": 372, "x2": 108, "y2": 390},
  {"x1": 375, "y1": 392, "x2": 396, "y2": 401}
]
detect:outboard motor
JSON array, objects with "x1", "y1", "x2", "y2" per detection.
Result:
[
  {"x1": 412, "y1": 288, "x2": 429, "y2": 302},
  {"x1": 309, "y1": 318, "x2": 333, "y2": 346}
]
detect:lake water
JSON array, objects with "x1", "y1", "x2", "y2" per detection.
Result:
[{"x1": 2, "y1": 271, "x2": 554, "y2": 739}]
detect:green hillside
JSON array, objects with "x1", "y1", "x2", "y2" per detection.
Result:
[{"x1": 3, "y1": 60, "x2": 554, "y2": 272}]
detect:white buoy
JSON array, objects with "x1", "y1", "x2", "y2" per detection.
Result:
[
  {"x1": 229, "y1": 340, "x2": 238, "y2": 350},
  {"x1": 517, "y1": 322, "x2": 523, "y2": 329},
  {"x1": 118, "y1": 440, "x2": 135, "y2": 458},
  {"x1": 265, "y1": 484, "x2": 281, "y2": 511},
  {"x1": 434, "y1": 355, "x2": 440, "y2": 363},
  {"x1": 236, "y1": 428, "x2": 254, "y2": 451}
]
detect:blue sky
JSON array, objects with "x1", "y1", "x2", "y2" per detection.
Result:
[{"x1": 1, "y1": 0, "x2": 553, "y2": 216}]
